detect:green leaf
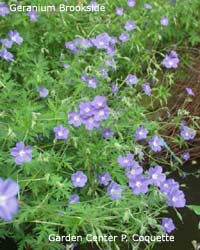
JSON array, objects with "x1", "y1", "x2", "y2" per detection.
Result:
[{"x1": 188, "y1": 205, "x2": 200, "y2": 215}]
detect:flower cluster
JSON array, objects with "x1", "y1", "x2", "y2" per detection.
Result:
[
  {"x1": 68, "y1": 96, "x2": 110, "y2": 130},
  {"x1": 117, "y1": 154, "x2": 186, "y2": 209},
  {"x1": 65, "y1": 32, "x2": 117, "y2": 56},
  {"x1": 65, "y1": 38, "x2": 93, "y2": 54},
  {"x1": 160, "y1": 178, "x2": 186, "y2": 208},
  {"x1": 0, "y1": 30, "x2": 23, "y2": 61}
]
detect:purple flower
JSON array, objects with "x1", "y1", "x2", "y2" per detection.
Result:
[
  {"x1": 79, "y1": 102, "x2": 94, "y2": 118},
  {"x1": 89, "y1": 1, "x2": 98, "y2": 7},
  {"x1": 110, "y1": 36, "x2": 118, "y2": 45},
  {"x1": 148, "y1": 135, "x2": 164, "y2": 152},
  {"x1": 27, "y1": 10, "x2": 39, "y2": 22},
  {"x1": 118, "y1": 153, "x2": 134, "y2": 168},
  {"x1": 69, "y1": 194, "x2": 79, "y2": 204},
  {"x1": 91, "y1": 33, "x2": 111, "y2": 49},
  {"x1": 81, "y1": 73, "x2": 89, "y2": 82},
  {"x1": 125, "y1": 21, "x2": 136, "y2": 31},
  {"x1": 0, "y1": 178, "x2": 19, "y2": 221},
  {"x1": 81, "y1": 116, "x2": 100, "y2": 130},
  {"x1": 8, "y1": 30, "x2": 23, "y2": 45},
  {"x1": 63, "y1": 64, "x2": 69, "y2": 69},
  {"x1": 94, "y1": 107, "x2": 110, "y2": 121},
  {"x1": 134, "y1": 127, "x2": 148, "y2": 140},
  {"x1": 186, "y1": 87, "x2": 195, "y2": 96},
  {"x1": 142, "y1": 82, "x2": 151, "y2": 96},
  {"x1": 98, "y1": 172, "x2": 111, "y2": 186},
  {"x1": 10, "y1": 142, "x2": 32, "y2": 165},
  {"x1": 71, "y1": 171, "x2": 87, "y2": 188},
  {"x1": 160, "y1": 16, "x2": 169, "y2": 26},
  {"x1": 68, "y1": 112, "x2": 82, "y2": 127},
  {"x1": 148, "y1": 165, "x2": 166, "y2": 187},
  {"x1": 65, "y1": 38, "x2": 92, "y2": 54},
  {"x1": 159, "y1": 178, "x2": 179, "y2": 196},
  {"x1": 116, "y1": 7, "x2": 123, "y2": 16},
  {"x1": 181, "y1": 152, "x2": 190, "y2": 161},
  {"x1": 65, "y1": 41, "x2": 77, "y2": 54},
  {"x1": 180, "y1": 125, "x2": 195, "y2": 141},
  {"x1": 129, "y1": 175, "x2": 149, "y2": 195},
  {"x1": 168, "y1": 189, "x2": 186, "y2": 208},
  {"x1": 86, "y1": 77, "x2": 98, "y2": 89},
  {"x1": 162, "y1": 218, "x2": 175, "y2": 233},
  {"x1": 0, "y1": 48, "x2": 14, "y2": 61},
  {"x1": 162, "y1": 50, "x2": 179, "y2": 69},
  {"x1": 111, "y1": 83, "x2": 119, "y2": 93},
  {"x1": 107, "y1": 182, "x2": 122, "y2": 200},
  {"x1": 127, "y1": 0, "x2": 136, "y2": 7},
  {"x1": 0, "y1": 2, "x2": 10, "y2": 16},
  {"x1": 74, "y1": 38, "x2": 93, "y2": 50},
  {"x1": 106, "y1": 45, "x2": 115, "y2": 56},
  {"x1": 102, "y1": 128, "x2": 114, "y2": 139},
  {"x1": 37, "y1": 87, "x2": 49, "y2": 98},
  {"x1": 0, "y1": 39, "x2": 13, "y2": 49},
  {"x1": 125, "y1": 74, "x2": 138, "y2": 86},
  {"x1": 144, "y1": 3, "x2": 152, "y2": 9},
  {"x1": 125, "y1": 163, "x2": 143, "y2": 180},
  {"x1": 53, "y1": 125, "x2": 69, "y2": 140},
  {"x1": 92, "y1": 96, "x2": 107, "y2": 109},
  {"x1": 119, "y1": 33, "x2": 129, "y2": 42}
]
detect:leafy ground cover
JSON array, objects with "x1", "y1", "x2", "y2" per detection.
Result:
[{"x1": 0, "y1": 0, "x2": 200, "y2": 249}]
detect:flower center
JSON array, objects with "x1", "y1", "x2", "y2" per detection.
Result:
[
  {"x1": 0, "y1": 195, "x2": 6, "y2": 206},
  {"x1": 153, "y1": 141, "x2": 158, "y2": 147},
  {"x1": 19, "y1": 150, "x2": 25, "y2": 156},
  {"x1": 164, "y1": 223, "x2": 169, "y2": 228},
  {"x1": 85, "y1": 107, "x2": 90, "y2": 112},
  {"x1": 99, "y1": 110, "x2": 104, "y2": 116},
  {"x1": 110, "y1": 188, "x2": 117, "y2": 195},
  {"x1": 88, "y1": 118, "x2": 94, "y2": 123},
  {"x1": 99, "y1": 41, "x2": 105, "y2": 46},
  {"x1": 74, "y1": 115, "x2": 79, "y2": 121},
  {"x1": 76, "y1": 177, "x2": 81, "y2": 183},
  {"x1": 97, "y1": 102, "x2": 103, "y2": 107},
  {"x1": 136, "y1": 181, "x2": 142, "y2": 188},
  {"x1": 172, "y1": 196, "x2": 177, "y2": 202},
  {"x1": 58, "y1": 131, "x2": 63, "y2": 136},
  {"x1": 152, "y1": 174, "x2": 158, "y2": 180},
  {"x1": 131, "y1": 169, "x2": 136, "y2": 175}
]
